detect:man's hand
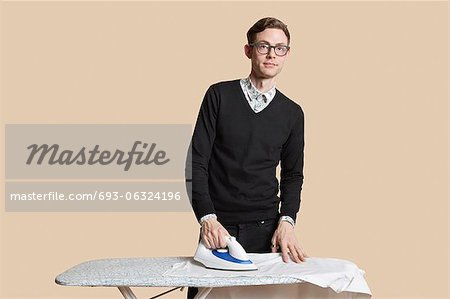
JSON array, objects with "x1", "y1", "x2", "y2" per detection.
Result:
[
  {"x1": 271, "y1": 221, "x2": 308, "y2": 263},
  {"x1": 201, "y1": 218, "x2": 230, "y2": 249}
]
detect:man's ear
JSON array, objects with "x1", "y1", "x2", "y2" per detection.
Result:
[{"x1": 244, "y1": 44, "x2": 252, "y2": 59}]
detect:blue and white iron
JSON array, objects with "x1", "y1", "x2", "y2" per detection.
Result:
[{"x1": 194, "y1": 236, "x2": 258, "y2": 271}]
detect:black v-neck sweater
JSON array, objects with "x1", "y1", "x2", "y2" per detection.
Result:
[{"x1": 190, "y1": 79, "x2": 304, "y2": 224}]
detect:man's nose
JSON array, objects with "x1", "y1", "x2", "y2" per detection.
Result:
[{"x1": 266, "y1": 47, "x2": 276, "y2": 58}]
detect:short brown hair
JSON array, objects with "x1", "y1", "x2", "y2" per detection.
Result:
[{"x1": 247, "y1": 17, "x2": 290, "y2": 45}]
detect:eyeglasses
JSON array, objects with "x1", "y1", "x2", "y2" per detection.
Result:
[{"x1": 250, "y1": 42, "x2": 290, "y2": 56}]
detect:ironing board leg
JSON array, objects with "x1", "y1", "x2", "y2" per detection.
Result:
[{"x1": 117, "y1": 286, "x2": 138, "y2": 299}]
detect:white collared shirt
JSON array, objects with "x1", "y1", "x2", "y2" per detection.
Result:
[{"x1": 240, "y1": 77, "x2": 276, "y2": 113}]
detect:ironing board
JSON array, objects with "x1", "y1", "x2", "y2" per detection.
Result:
[
  {"x1": 55, "y1": 256, "x2": 371, "y2": 299},
  {"x1": 55, "y1": 257, "x2": 307, "y2": 298}
]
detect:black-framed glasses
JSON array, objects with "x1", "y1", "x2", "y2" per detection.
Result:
[{"x1": 250, "y1": 42, "x2": 290, "y2": 56}]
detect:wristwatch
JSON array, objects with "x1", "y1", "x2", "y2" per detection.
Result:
[{"x1": 279, "y1": 215, "x2": 295, "y2": 227}]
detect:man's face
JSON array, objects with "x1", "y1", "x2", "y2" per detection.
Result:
[{"x1": 245, "y1": 28, "x2": 290, "y2": 80}]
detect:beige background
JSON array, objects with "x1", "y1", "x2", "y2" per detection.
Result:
[{"x1": 1, "y1": 1, "x2": 448, "y2": 299}]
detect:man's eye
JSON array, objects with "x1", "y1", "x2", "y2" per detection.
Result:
[
  {"x1": 258, "y1": 44, "x2": 270, "y2": 50},
  {"x1": 276, "y1": 46, "x2": 286, "y2": 51}
]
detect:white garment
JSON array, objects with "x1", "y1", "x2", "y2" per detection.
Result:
[{"x1": 164, "y1": 253, "x2": 372, "y2": 298}]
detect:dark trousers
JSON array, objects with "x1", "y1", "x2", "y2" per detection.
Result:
[{"x1": 187, "y1": 218, "x2": 278, "y2": 298}]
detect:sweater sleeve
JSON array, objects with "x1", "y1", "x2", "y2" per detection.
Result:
[
  {"x1": 279, "y1": 107, "x2": 305, "y2": 223},
  {"x1": 189, "y1": 86, "x2": 220, "y2": 221}
]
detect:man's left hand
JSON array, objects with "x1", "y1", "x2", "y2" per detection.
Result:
[{"x1": 271, "y1": 221, "x2": 308, "y2": 263}]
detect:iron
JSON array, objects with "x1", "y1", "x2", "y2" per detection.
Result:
[{"x1": 193, "y1": 236, "x2": 258, "y2": 271}]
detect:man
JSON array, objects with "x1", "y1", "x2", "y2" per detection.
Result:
[{"x1": 189, "y1": 17, "x2": 307, "y2": 268}]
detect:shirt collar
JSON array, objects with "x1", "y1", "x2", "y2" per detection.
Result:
[{"x1": 242, "y1": 77, "x2": 276, "y2": 102}]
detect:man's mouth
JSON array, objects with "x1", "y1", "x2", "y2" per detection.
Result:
[{"x1": 263, "y1": 62, "x2": 277, "y2": 67}]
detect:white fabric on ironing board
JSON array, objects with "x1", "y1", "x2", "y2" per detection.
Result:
[{"x1": 163, "y1": 253, "x2": 371, "y2": 297}]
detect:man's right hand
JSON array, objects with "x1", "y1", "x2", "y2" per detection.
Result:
[{"x1": 201, "y1": 218, "x2": 230, "y2": 249}]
